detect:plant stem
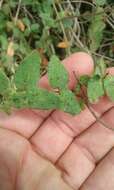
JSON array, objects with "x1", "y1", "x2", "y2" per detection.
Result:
[
  {"x1": 62, "y1": 0, "x2": 95, "y2": 7},
  {"x1": 14, "y1": 0, "x2": 22, "y2": 24},
  {"x1": 73, "y1": 71, "x2": 114, "y2": 131},
  {"x1": 52, "y1": 1, "x2": 71, "y2": 55},
  {"x1": 0, "y1": 0, "x2": 3, "y2": 9}
]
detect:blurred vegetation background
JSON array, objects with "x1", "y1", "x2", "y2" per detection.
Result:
[{"x1": 0, "y1": 0, "x2": 114, "y2": 76}]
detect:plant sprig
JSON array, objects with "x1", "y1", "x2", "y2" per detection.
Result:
[{"x1": 0, "y1": 51, "x2": 114, "y2": 117}]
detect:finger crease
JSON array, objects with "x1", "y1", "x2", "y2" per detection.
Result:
[
  {"x1": 75, "y1": 141, "x2": 96, "y2": 165},
  {"x1": 50, "y1": 114, "x2": 75, "y2": 138}
]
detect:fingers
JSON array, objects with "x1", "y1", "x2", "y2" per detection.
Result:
[
  {"x1": 75, "y1": 107, "x2": 114, "y2": 162},
  {"x1": 80, "y1": 148, "x2": 114, "y2": 190},
  {"x1": 29, "y1": 53, "x2": 95, "y2": 162},
  {"x1": 30, "y1": 65, "x2": 114, "y2": 163},
  {"x1": 52, "y1": 96, "x2": 114, "y2": 136},
  {"x1": 0, "y1": 128, "x2": 29, "y2": 190},
  {"x1": 0, "y1": 128, "x2": 72, "y2": 190},
  {"x1": 39, "y1": 52, "x2": 94, "y2": 90},
  {"x1": 0, "y1": 109, "x2": 48, "y2": 138},
  {"x1": 31, "y1": 67, "x2": 114, "y2": 189},
  {"x1": 17, "y1": 147, "x2": 72, "y2": 190},
  {"x1": 0, "y1": 52, "x2": 94, "y2": 138},
  {"x1": 107, "y1": 67, "x2": 114, "y2": 75},
  {"x1": 30, "y1": 63, "x2": 114, "y2": 164},
  {"x1": 56, "y1": 108, "x2": 114, "y2": 189}
]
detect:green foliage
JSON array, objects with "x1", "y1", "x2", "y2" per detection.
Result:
[
  {"x1": 48, "y1": 55, "x2": 69, "y2": 90},
  {"x1": 0, "y1": 70, "x2": 10, "y2": 96},
  {"x1": 87, "y1": 75, "x2": 105, "y2": 103},
  {"x1": 59, "y1": 89, "x2": 81, "y2": 115},
  {"x1": 0, "y1": 35, "x2": 8, "y2": 50},
  {"x1": 14, "y1": 51, "x2": 41, "y2": 91},
  {"x1": 27, "y1": 88, "x2": 60, "y2": 110},
  {"x1": 0, "y1": 0, "x2": 114, "y2": 116},
  {"x1": 40, "y1": 13, "x2": 56, "y2": 28},
  {"x1": 95, "y1": 0, "x2": 107, "y2": 5},
  {"x1": 94, "y1": 57, "x2": 106, "y2": 77},
  {"x1": 0, "y1": 0, "x2": 113, "y2": 62},
  {"x1": 0, "y1": 48, "x2": 114, "y2": 116},
  {"x1": 104, "y1": 76, "x2": 114, "y2": 101},
  {"x1": 79, "y1": 75, "x2": 90, "y2": 86},
  {"x1": 11, "y1": 88, "x2": 60, "y2": 110},
  {"x1": 88, "y1": 7, "x2": 106, "y2": 51},
  {"x1": 75, "y1": 75, "x2": 90, "y2": 95},
  {"x1": 10, "y1": 91, "x2": 28, "y2": 109},
  {"x1": 7, "y1": 52, "x2": 82, "y2": 115}
]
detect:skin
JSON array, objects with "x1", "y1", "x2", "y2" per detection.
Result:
[{"x1": 0, "y1": 52, "x2": 114, "y2": 190}]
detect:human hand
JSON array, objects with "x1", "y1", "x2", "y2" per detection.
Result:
[{"x1": 0, "y1": 52, "x2": 114, "y2": 190}]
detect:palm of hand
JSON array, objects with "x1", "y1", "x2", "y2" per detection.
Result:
[{"x1": 0, "y1": 53, "x2": 114, "y2": 190}]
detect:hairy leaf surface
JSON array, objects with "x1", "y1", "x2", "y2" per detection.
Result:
[
  {"x1": 0, "y1": 70, "x2": 10, "y2": 95},
  {"x1": 28, "y1": 88, "x2": 60, "y2": 109},
  {"x1": 104, "y1": 76, "x2": 114, "y2": 101},
  {"x1": 59, "y1": 89, "x2": 81, "y2": 115},
  {"x1": 88, "y1": 7, "x2": 106, "y2": 51},
  {"x1": 14, "y1": 50, "x2": 41, "y2": 90},
  {"x1": 48, "y1": 55, "x2": 69, "y2": 90},
  {"x1": 87, "y1": 75, "x2": 104, "y2": 103}
]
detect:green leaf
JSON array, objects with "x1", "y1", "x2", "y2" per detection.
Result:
[
  {"x1": 22, "y1": 0, "x2": 38, "y2": 5},
  {"x1": 31, "y1": 23, "x2": 39, "y2": 33},
  {"x1": 11, "y1": 88, "x2": 60, "y2": 110},
  {"x1": 0, "y1": 35, "x2": 8, "y2": 50},
  {"x1": 88, "y1": 7, "x2": 106, "y2": 51},
  {"x1": 0, "y1": 70, "x2": 10, "y2": 96},
  {"x1": 40, "y1": 13, "x2": 56, "y2": 28},
  {"x1": 14, "y1": 50, "x2": 41, "y2": 91},
  {"x1": 94, "y1": 57, "x2": 106, "y2": 77},
  {"x1": 2, "y1": 3, "x2": 11, "y2": 16},
  {"x1": 87, "y1": 75, "x2": 104, "y2": 103},
  {"x1": 74, "y1": 75, "x2": 90, "y2": 95},
  {"x1": 104, "y1": 76, "x2": 114, "y2": 101},
  {"x1": 10, "y1": 91, "x2": 29, "y2": 109},
  {"x1": 95, "y1": 0, "x2": 107, "y2": 6},
  {"x1": 59, "y1": 89, "x2": 81, "y2": 115},
  {"x1": 79, "y1": 75, "x2": 90, "y2": 86},
  {"x1": 27, "y1": 88, "x2": 60, "y2": 110},
  {"x1": 48, "y1": 55, "x2": 69, "y2": 90}
]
